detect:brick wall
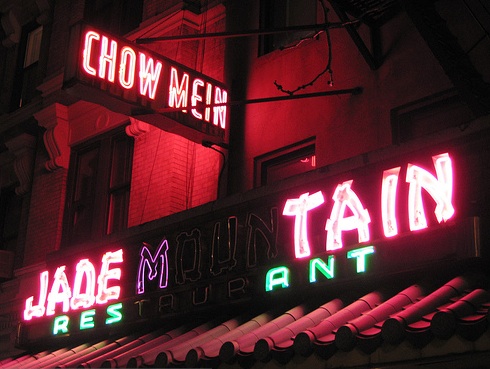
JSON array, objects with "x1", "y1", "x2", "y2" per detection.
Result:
[
  {"x1": 128, "y1": 126, "x2": 221, "y2": 227},
  {"x1": 128, "y1": 2, "x2": 226, "y2": 226},
  {"x1": 46, "y1": 0, "x2": 85, "y2": 76},
  {"x1": 23, "y1": 146, "x2": 67, "y2": 265}
]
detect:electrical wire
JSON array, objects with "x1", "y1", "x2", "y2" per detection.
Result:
[{"x1": 274, "y1": 0, "x2": 334, "y2": 95}]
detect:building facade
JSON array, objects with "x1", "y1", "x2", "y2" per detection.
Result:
[{"x1": 0, "y1": 0, "x2": 489, "y2": 368}]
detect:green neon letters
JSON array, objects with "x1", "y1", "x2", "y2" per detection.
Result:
[
  {"x1": 106, "y1": 302, "x2": 123, "y2": 324},
  {"x1": 347, "y1": 246, "x2": 375, "y2": 273},
  {"x1": 79, "y1": 309, "x2": 96, "y2": 330},
  {"x1": 310, "y1": 255, "x2": 335, "y2": 282},
  {"x1": 265, "y1": 266, "x2": 290, "y2": 291},
  {"x1": 52, "y1": 302, "x2": 123, "y2": 335},
  {"x1": 52, "y1": 315, "x2": 69, "y2": 335},
  {"x1": 265, "y1": 246, "x2": 375, "y2": 292}
]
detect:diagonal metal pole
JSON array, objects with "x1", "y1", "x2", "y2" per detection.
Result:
[
  {"x1": 136, "y1": 21, "x2": 360, "y2": 44},
  {"x1": 152, "y1": 87, "x2": 362, "y2": 114}
]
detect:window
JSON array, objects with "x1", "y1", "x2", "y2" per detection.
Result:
[
  {"x1": 254, "y1": 137, "x2": 316, "y2": 187},
  {"x1": 84, "y1": 0, "x2": 143, "y2": 36},
  {"x1": 11, "y1": 24, "x2": 43, "y2": 110},
  {"x1": 63, "y1": 127, "x2": 133, "y2": 246},
  {"x1": 24, "y1": 26, "x2": 43, "y2": 67},
  {"x1": 391, "y1": 89, "x2": 475, "y2": 144},
  {"x1": 259, "y1": 0, "x2": 317, "y2": 55},
  {"x1": 0, "y1": 186, "x2": 22, "y2": 252},
  {"x1": 0, "y1": 186, "x2": 22, "y2": 279}
]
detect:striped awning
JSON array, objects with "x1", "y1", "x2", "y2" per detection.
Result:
[{"x1": 1, "y1": 274, "x2": 489, "y2": 368}]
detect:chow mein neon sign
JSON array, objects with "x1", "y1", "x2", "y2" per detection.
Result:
[{"x1": 80, "y1": 28, "x2": 228, "y2": 131}]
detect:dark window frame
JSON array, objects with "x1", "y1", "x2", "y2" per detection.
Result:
[
  {"x1": 62, "y1": 126, "x2": 133, "y2": 247},
  {"x1": 0, "y1": 185, "x2": 22, "y2": 252},
  {"x1": 10, "y1": 22, "x2": 44, "y2": 111},
  {"x1": 390, "y1": 88, "x2": 475, "y2": 145},
  {"x1": 84, "y1": 0, "x2": 144, "y2": 36},
  {"x1": 258, "y1": 0, "x2": 317, "y2": 56},
  {"x1": 254, "y1": 137, "x2": 316, "y2": 187}
]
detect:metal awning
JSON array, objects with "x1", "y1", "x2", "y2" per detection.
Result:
[{"x1": 1, "y1": 274, "x2": 489, "y2": 368}]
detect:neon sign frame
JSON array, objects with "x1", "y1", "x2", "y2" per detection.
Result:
[{"x1": 73, "y1": 24, "x2": 228, "y2": 140}]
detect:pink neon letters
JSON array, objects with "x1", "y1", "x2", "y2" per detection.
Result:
[
  {"x1": 81, "y1": 29, "x2": 228, "y2": 129},
  {"x1": 24, "y1": 249, "x2": 123, "y2": 321},
  {"x1": 284, "y1": 153, "x2": 455, "y2": 258},
  {"x1": 406, "y1": 153, "x2": 454, "y2": 231},
  {"x1": 381, "y1": 167, "x2": 401, "y2": 237},
  {"x1": 283, "y1": 191, "x2": 324, "y2": 258},
  {"x1": 137, "y1": 240, "x2": 169, "y2": 294},
  {"x1": 326, "y1": 180, "x2": 371, "y2": 251}
]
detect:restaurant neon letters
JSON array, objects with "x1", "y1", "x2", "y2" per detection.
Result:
[{"x1": 52, "y1": 303, "x2": 123, "y2": 335}]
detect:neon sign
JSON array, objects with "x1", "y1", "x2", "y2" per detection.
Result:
[
  {"x1": 283, "y1": 153, "x2": 454, "y2": 258},
  {"x1": 136, "y1": 153, "x2": 454, "y2": 301},
  {"x1": 52, "y1": 302, "x2": 123, "y2": 335},
  {"x1": 77, "y1": 26, "x2": 228, "y2": 138},
  {"x1": 24, "y1": 249, "x2": 123, "y2": 321},
  {"x1": 22, "y1": 152, "x2": 463, "y2": 340},
  {"x1": 265, "y1": 246, "x2": 375, "y2": 291},
  {"x1": 134, "y1": 152, "x2": 455, "y2": 299},
  {"x1": 262, "y1": 153, "x2": 454, "y2": 292}
]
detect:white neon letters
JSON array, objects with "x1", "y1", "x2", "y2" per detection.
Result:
[
  {"x1": 71, "y1": 259, "x2": 96, "y2": 310},
  {"x1": 168, "y1": 67, "x2": 189, "y2": 110},
  {"x1": 99, "y1": 36, "x2": 117, "y2": 82},
  {"x1": 381, "y1": 167, "x2": 401, "y2": 237},
  {"x1": 119, "y1": 46, "x2": 136, "y2": 89},
  {"x1": 213, "y1": 87, "x2": 228, "y2": 129},
  {"x1": 283, "y1": 191, "x2": 325, "y2": 258},
  {"x1": 406, "y1": 153, "x2": 454, "y2": 231},
  {"x1": 23, "y1": 250, "x2": 123, "y2": 321},
  {"x1": 326, "y1": 180, "x2": 371, "y2": 251},
  {"x1": 283, "y1": 153, "x2": 455, "y2": 258},
  {"x1": 23, "y1": 271, "x2": 49, "y2": 320},
  {"x1": 81, "y1": 29, "x2": 228, "y2": 129},
  {"x1": 46, "y1": 266, "x2": 72, "y2": 316},
  {"x1": 82, "y1": 31, "x2": 99, "y2": 76},
  {"x1": 96, "y1": 249, "x2": 123, "y2": 304},
  {"x1": 139, "y1": 52, "x2": 162, "y2": 100}
]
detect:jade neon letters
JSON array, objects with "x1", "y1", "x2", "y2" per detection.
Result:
[
  {"x1": 283, "y1": 153, "x2": 454, "y2": 258},
  {"x1": 24, "y1": 249, "x2": 123, "y2": 321}
]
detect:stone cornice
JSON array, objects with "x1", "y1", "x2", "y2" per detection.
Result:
[
  {"x1": 4, "y1": 133, "x2": 37, "y2": 195},
  {"x1": 33, "y1": 103, "x2": 70, "y2": 171}
]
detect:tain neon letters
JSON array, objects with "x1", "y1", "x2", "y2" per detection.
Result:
[{"x1": 284, "y1": 153, "x2": 454, "y2": 258}]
